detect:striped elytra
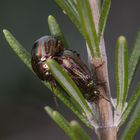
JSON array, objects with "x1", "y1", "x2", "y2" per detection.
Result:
[
  {"x1": 31, "y1": 36, "x2": 64, "y2": 81},
  {"x1": 57, "y1": 50, "x2": 101, "y2": 102},
  {"x1": 59, "y1": 50, "x2": 109, "y2": 103}
]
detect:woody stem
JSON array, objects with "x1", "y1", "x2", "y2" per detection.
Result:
[{"x1": 89, "y1": 0, "x2": 117, "y2": 140}]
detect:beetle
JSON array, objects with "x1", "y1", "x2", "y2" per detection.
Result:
[
  {"x1": 31, "y1": 36, "x2": 64, "y2": 83},
  {"x1": 57, "y1": 49, "x2": 104, "y2": 102}
]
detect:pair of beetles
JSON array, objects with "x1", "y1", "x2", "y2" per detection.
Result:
[{"x1": 31, "y1": 36, "x2": 108, "y2": 103}]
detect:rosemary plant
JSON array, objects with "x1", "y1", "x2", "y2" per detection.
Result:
[{"x1": 3, "y1": 0, "x2": 140, "y2": 140}]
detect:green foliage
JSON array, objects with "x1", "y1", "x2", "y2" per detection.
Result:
[
  {"x1": 97, "y1": 0, "x2": 102, "y2": 11},
  {"x1": 48, "y1": 15, "x2": 69, "y2": 48},
  {"x1": 76, "y1": 0, "x2": 99, "y2": 57},
  {"x1": 45, "y1": 106, "x2": 91, "y2": 140},
  {"x1": 119, "y1": 30, "x2": 140, "y2": 127},
  {"x1": 120, "y1": 88, "x2": 140, "y2": 140},
  {"x1": 120, "y1": 83, "x2": 140, "y2": 127},
  {"x1": 55, "y1": 0, "x2": 81, "y2": 34},
  {"x1": 128, "y1": 30, "x2": 140, "y2": 88},
  {"x1": 98, "y1": 0, "x2": 111, "y2": 44},
  {"x1": 115, "y1": 36, "x2": 128, "y2": 110},
  {"x1": 3, "y1": 29, "x2": 32, "y2": 71},
  {"x1": 45, "y1": 106, "x2": 77, "y2": 140},
  {"x1": 70, "y1": 121, "x2": 91, "y2": 140},
  {"x1": 54, "y1": 0, "x2": 111, "y2": 59}
]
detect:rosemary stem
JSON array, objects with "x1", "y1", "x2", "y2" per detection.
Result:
[{"x1": 89, "y1": 0, "x2": 117, "y2": 139}]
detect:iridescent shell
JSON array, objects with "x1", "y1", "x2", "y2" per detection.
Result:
[
  {"x1": 31, "y1": 36, "x2": 64, "y2": 81},
  {"x1": 58, "y1": 50, "x2": 100, "y2": 102}
]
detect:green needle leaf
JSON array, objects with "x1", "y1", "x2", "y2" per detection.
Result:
[
  {"x1": 120, "y1": 83, "x2": 140, "y2": 127},
  {"x1": 116, "y1": 36, "x2": 128, "y2": 110},
  {"x1": 98, "y1": 0, "x2": 111, "y2": 44},
  {"x1": 45, "y1": 106, "x2": 77, "y2": 140},
  {"x1": 76, "y1": 0, "x2": 99, "y2": 57},
  {"x1": 3, "y1": 29, "x2": 32, "y2": 71},
  {"x1": 70, "y1": 120, "x2": 91, "y2": 140},
  {"x1": 47, "y1": 59, "x2": 91, "y2": 114},
  {"x1": 128, "y1": 30, "x2": 140, "y2": 88},
  {"x1": 67, "y1": 0, "x2": 77, "y2": 12},
  {"x1": 97, "y1": 0, "x2": 102, "y2": 12},
  {"x1": 55, "y1": 0, "x2": 82, "y2": 34},
  {"x1": 3, "y1": 29, "x2": 91, "y2": 128},
  {"x1": 48, "y1": 15, "x2": 69, "y2": 48},
  {"x1": 120, "y1": 91, "x2": 140, "y2": 140},
  {"x1": 44, "y1": 83, "x2": 91, "y2": 128}
]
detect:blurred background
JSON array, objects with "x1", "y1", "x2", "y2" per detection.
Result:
[{"x1": 0, "y1": 0, "x2": 140, "y2": 139}]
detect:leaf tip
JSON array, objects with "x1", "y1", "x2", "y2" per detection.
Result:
[
  {"x1": 48, "y1": 15, "x2": 54, "y2": 22},
  {"x1": 3, "y1": 29, "x2": 8, "y2": 36},
  {"x1": 3, "y1": 29, "x2": 12, "y2": 41},
  {"x1": 117, "y1": 35, "x2": 127, "y2": 49},
  {"x1": 48, "y1": 15, "x2": 58, "y2": 27},
  {"x1": 44, "y1": 106, "x2": 53, "y2": 113},
  {"x1": 118, "y1": 35, "x2": 126, "y2": 42},
  {"x1": 44, "y1": 105, "x2": 49, "y2": 110}
]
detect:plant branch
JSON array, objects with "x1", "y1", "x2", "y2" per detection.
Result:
[
  {"x1": 88, "y1": 0, "x2": 116, "y2": 139},
  {"x1": 96, "y1": 127, "x2": 117, "y2": 140},
  {"x1": 89, "y1": 0, "x2": 111, "y2": 97},
  {"x1": 93, "y1": 58, "x2": 116, "y2": 140}
]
